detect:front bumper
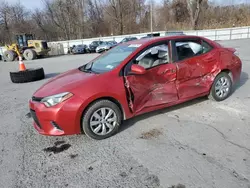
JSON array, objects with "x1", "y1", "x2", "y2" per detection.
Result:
[
  {"x1": 96, "y1": 48, "x2": 106, "y2": 53},
  {"x1": 89, "y1": 47, "x2": 97, "y2": 52},
  {"x1": 29, "y1": 95, "x2": 84, "y2": 136},
  {"x1": 73, "y1": 50, "x2": 84, "y2": 54}
]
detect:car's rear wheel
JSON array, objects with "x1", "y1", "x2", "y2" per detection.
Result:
[
  {"x1": 82, "y1": 100, "x2": 122, "y2": 140},
  {"x1": 209, "y1": 72, "x2": 232, "y2": 101}
]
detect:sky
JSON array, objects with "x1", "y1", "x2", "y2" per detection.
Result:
[
  {"x1": 3, "y1": 0, "x2": 250, "y2": 10},
  {"x1": 5, "y1": 0, "x2": 44, "y2": 9}
]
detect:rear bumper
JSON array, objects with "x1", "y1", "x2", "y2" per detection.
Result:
[
  {"x1": 231, "y1": 56, "x2": 242, "y2": 85},
  {"x1": 96, "y1": 48, "x2": 106, "y2": 53}
]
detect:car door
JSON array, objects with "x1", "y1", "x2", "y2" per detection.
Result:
[
  {"x1": 123, "y1": 42, "x2": 178, "y2": 114},
  {"x1": 172, "y1": 38, "x2": 215, "y2": 99}
]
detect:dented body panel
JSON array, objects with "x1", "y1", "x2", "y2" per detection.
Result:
[
  {"x1": 176, "y1": 49, "x2": 220, "y2": 99},
  {"x1": 123, "y1": 36, "x2": 242, "y2": 118},
  {"x1": 125, "y1": 63, "x2": 178, "y2": 113},
  {"x1": 30, "y1": 35, "x2": 242, "y2": 136}
]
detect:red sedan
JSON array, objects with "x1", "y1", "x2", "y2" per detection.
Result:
[{"x1": 29, "y1": 35, "x2": 242, "y2": 140}]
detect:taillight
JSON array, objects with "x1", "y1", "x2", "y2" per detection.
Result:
[
  {"x1": 234, "y1": 50, "x2": 239, "y2": 56},
  {"x1": 226, "y1": 47, "x2": 239, "y2": 56}
]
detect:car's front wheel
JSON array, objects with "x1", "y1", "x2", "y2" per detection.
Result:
[
  {"x1": 82, "y1": 100, "x2": 122, "y2": 140},
  {"x1": 209, "y1": 72, "x2": 233, "y2": 101}
]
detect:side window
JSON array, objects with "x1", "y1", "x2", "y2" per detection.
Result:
[
  {"x1": 135, "y1": 44, "x2": 169, "y2": 69},
  {"x1": 202, "y1": 41, "x2": 213, "y2": 53},
  {"x1": 175, "y1": 40, "x2": 213, "y2": 61}
]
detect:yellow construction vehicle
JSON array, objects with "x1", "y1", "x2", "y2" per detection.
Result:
[{"x1": 3, "y1": 34, "x2": 50, "y2": 62}]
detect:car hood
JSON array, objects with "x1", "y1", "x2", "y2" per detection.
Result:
[
  {"x1": 33, "y1": 69, "x2": 95, "y2": 97},
  {"x1": 75, "y1": 47, "x2": 85, "y2": 50},
  {"x1": 97, "y1": 45, "x2": 107, "y2": 48}
]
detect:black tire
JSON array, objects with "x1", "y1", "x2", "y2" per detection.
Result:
[
  {"x1": 208, "y1": 72, "x2": 233, "y2": 101},
  {"x1": 36, "y1": 55, "x2": 41, "y2": 58},
  {"x1": 23, "y1": 49, "x2": 36, "y2": 60},
  {"x1": 82, "y1": 100, "x2": 122, "y2": 140},
  {"x1": 10, "y1": 67, "x2": 45, "y2": 83},
  {"x1": 3, "y1": 50, "x2": 16, "y2": 62}
]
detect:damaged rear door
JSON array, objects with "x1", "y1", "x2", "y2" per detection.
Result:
[
  {"x1": 172, "y1": 38, "x2": 217, "y2": 99},
  {"x1": 123, "y1": 41, "x2": 178, "y2": 114}
]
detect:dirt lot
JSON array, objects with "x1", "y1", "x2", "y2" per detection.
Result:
[{"x1": 0, "y1": 39, "x2": 249, "y2": 188}]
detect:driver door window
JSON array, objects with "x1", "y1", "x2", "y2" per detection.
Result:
[{"x1": 136, "y1": 44, "x2": 170, "y2": 69}]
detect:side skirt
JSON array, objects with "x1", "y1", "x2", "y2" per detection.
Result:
[{"x1": 134, "y1": 92, "x2": 209, "y2": 117}]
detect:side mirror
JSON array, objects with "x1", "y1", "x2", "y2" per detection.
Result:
[{"x1": 130, "y1": 64, "x2": 146, "y2": 75}]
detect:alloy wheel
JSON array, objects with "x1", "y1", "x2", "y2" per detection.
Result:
[
  {"x1": 215, "y1": 76, "x2": 231, "y2": 98},
  {"x1": 89, "y1": 107, "x2": 118, "y2": 136}
]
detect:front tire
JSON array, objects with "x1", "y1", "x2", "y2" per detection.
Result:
[
  {"x1": 208, "y1": 72, "x2": 232, "y2": 101},
  {"x1": 23, "y1": 49, "x2": 36, "y2": 60},
  {"x1": 3, "y1": 50, "x2": 16, "y2": 62},
  {"x1": 82, "y1": 100, "x2": 122, "y2": 140}
]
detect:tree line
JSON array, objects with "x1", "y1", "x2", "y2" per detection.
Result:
[{"x1": 0, "y1": 0, "x2": 250, "y2": 44}]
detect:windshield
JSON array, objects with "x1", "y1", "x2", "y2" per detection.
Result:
[
  {"x1": 101, "y1": 41, "x2": 109, "y2": 45},
  {"x1": 80, "y1": 44, "x2": 140, "y2": 73},
  {"x1": 91, "y1": 41, "x2": 100, "y2": 45},
  {"x1": 121, "y1": 38, "x2": 128, "y2": 42},
  {"x1": 76, "y1": 45, "x2": 84, "y2": 48},
  {"x1": 108, "y1": 41, "x2": 116, "y2": 44}
]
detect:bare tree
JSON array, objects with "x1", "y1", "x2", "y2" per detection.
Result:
[
  {"x1": 1, "y1": 0, "x2": 250, "y2": 44},
  {"x1": 186, "y1": 0, "x2": 205, "y2": 29},
  {"x1": 0, "y1": 2, "x2": 12, "y2": 44}
]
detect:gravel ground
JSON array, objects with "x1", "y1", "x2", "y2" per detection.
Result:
[{"x1": 0, "y1": 39, "x2": 249, "y2": 188}]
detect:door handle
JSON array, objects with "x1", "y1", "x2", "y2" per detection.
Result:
[
  {"x1": 205, "y1": 57, "x2": 215, "y2": 62},
  {"x1": 161, "y1": 69, "x2": 176, "y2": 74}
]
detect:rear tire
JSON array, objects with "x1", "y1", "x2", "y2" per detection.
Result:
[
  {"x1": 3, "y1": 50, "x2": 16, "y2": 62},
  {"x1": 10, "y1": 67, "x2": 45, "y2": 83},
  {"x1": 208, "y1": 72, "x2": 232, "y2": 101},
  {"x1": 23, "y1": 49, "x2": 36, "y2": 60},
  {"x1": 82, "y1": 100, "x2": 122, "y2": 140}
]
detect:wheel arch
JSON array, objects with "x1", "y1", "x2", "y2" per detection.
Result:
[
  {"x1": 80, "y1": 96, "x2": 126, "y2": 129},
  {"x1": 207, "y1": 69, "x2": 233, "y2": 92},
  {"x1": 208, "y1": 69, "x2": 233, "y2": 101},
  {"x1": 220, "y1": 69, "x2": 233, "y2": 81}
]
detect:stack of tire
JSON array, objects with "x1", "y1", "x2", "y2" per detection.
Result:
[
  {"x1": 3, "y1": 50, "x2": 45, "y2": 83},
  {"x1": 10, "y1": 68, "x2": 45, "y2": 83}
]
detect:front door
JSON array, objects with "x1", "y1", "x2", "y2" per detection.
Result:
[{"x1": 124, "y1": 42, "x2": 178, "y2": 113}]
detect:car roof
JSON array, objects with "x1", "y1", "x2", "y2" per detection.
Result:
[{"x1": 124, "y1": 35, "x2": 208, "y2": 45}]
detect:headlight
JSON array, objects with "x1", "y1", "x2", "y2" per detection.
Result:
[{"x1": 41, "y1": 92, "x2": 73, "y2": 107}]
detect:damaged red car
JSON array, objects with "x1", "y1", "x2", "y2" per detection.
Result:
[{"x1": 29, "y1": 35, "x2": 242, "y2": 140}]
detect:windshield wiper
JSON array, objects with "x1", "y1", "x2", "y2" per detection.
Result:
[{"x1": 80, "y1": 68, "x2": 93, "y2": 73}]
